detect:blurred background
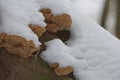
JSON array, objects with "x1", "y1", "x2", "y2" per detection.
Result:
[{"x1": 73, "y1": 0, "x2": 120, "y2": 38}]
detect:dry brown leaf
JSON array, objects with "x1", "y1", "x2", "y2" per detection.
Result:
[
  {"x1": 46, "y1": 23, "x2": 59, "y2": 32},
  {"x1": 40, "y1": 8, "x2": 72, "y2": 32},
  {"x1": 51, "y1": 14, "x2": 72, "y2": 31},
  {"x1": 54, "y1": 66, "x2": 74, "y2": 76},
  {"x1": 40, "y1": 8, "x2": 53, "y2": 23},
  {"x1": 29, "y1": 24, "x2": 46, "y2": 37},
  {"x1": 0, "y1": 33, "x2": 40, "y2": 58},
  {"x1": 40, "y1": 8, "x2": 51, "y2": 14},
  {"x1": 49, "y1": 63, "x2": 59, "y2": 69}
]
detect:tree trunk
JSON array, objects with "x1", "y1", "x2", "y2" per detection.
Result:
[
  {"x1": 0, "y1": 30, "x2": 74, "y2": 80},
  {"x1": 0, "y1": 48, "x2": 74, "y2": 80},
  {"x1": 101, "y1": 0, "x2": 110, "y2": 28},
  {"x1": 115, "y1": 0, "x2": 120, "y2": 38}
]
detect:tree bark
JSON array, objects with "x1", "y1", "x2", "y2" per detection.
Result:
[
  {"x1": 0, "y1": 48, "x2": 74, "y2": 80},
  {"x1": 101, "y1": 0, "x2": 110, "y2": 28},
  {"x1": 115, "y1": 0, "x2": 120, "y2": 38}
]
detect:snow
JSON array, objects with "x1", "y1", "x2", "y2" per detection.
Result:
[
  {"x1": 71, "y1": 0, "x2": 105, "y2": 23},
  {"x1": 38, "y1": 0, "x2": 72, "y2": 15},
  {"x1": 0, "y1": 0, "x2": 46, "y2": 47},
  {"x1": 1, "y1": 0, "x2": 120, "y2": 80},
  {"x1": 40, "y1": 0, "x2": 120, "y2": 80}
]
